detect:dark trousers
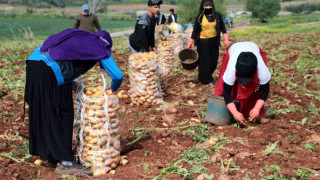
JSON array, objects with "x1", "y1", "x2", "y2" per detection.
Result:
[
  {"x1": 25, "y1": 61, "x2": 74, "y2": 162},
  {"x1": 197, "y1": 37, "x2": 220, "y2": 84}
]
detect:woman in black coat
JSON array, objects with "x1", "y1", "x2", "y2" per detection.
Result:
[{"x1": 187, "y1": 0, "x2": 230, "y2": 85}]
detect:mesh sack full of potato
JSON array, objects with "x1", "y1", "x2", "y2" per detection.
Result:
[
  {"x1": 129, "y1": 52, "x2": 164, "y2": 106},
  {"x1": 75, "y1": 71, "x2": 121, "y2": 176},
  {"x1": 157, "y1": 40, "x2": 174, "y2": 77},
  {"x1": 170, "y1": 33, "x2": 188, "y2": 55}
]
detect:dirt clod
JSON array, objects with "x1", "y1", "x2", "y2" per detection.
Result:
[
  {"x1": 218, "y1": 174, "x2": 230, "y2": 180},
  {"x1": 188, "y1": 82, "x2": 196, "y2": 89},
  {"x1": 260, "y1": 118, "x2": 270, "y2": 124},
  {"x1": 166, "y1": 105, "x2": 178, "y2": 114},
  {"x1": 13, "y1": 173, "x2": 18, "y2": 178},
  {"x1": 210, "y1": 155, "x2": 218, "y2": 163},
  {"x1": 208, "y1": 137, "x2": 219, "y2": 145},
  {"x1": 196, "y1": 174, "x2": 204, "y2": 180},
  {"x1": 311, "y1": 134, "x2": 320, "y2": 142},
  {"x1": 235, "y1": 152, "x2": 251, "y2": 159},
  {"x1": 2, "y1": 158, "x2": 13, "y2": 167}
]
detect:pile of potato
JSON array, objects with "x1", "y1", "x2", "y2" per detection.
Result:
[
  {"x1": 157, "y1": 41, "x2": 174, "y2": 77},
  {"x1": 129, "y1": 52, "x2": 164, "y2": 106},
  {"x1": 78, "y1": 86, "x2": 121, "y2": 176},
  {"x1": 170, "y1": 33, "x2": 188, "y2": 55},
  {"x1": 117, "y1": 90, "x2": 129, "y2": 99}
]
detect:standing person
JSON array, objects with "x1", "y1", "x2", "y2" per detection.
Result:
[
  {"x1": 167, "y1": 8, "x2": 177, "y2": 35},
  {"x1": 155, "y1": 11, "x2": 167, "y2": 41},
  {"x1": 214, "y1": 42, "x2": 271, "y2": 125},
  {"x1": 74, "y1": 4, "x2": 101, "y2": 33},
  {"x1": 128, "y1": 0, "x2": 162, "y2": 54},
  {"x1": 25, "y1": 29, "x2": 123, "y2": 175},
  {"x1": 187, "y1": 0, "x2": 230, "y2": 85}
]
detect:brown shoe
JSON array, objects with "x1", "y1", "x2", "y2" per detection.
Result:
[{"x1": 55, "y1": 163, "x2": 92, "y2": 176}]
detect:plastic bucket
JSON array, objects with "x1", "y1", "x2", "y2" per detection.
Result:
[
  {"x1": 178, "y1": 49, "x2": 199, "y2": 70},
  {"x1": 205, "y1": 95, "x2": 234, "y2": 125}
]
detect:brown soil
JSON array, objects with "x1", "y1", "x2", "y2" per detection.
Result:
[{"x1": 0, "y1": 32, "x2": 319, "y2": 179}]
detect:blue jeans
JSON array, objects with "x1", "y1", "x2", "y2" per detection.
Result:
[{"x1": 127, "y1": 41, "x2": 145, "y2": 54}]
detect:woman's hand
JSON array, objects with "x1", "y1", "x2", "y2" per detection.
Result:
[
  {"x1": 227, "y1": 102, "x2": 246, "y2": 125},
  {"x1": 223, "y1": 33, "x2": 230, "y2": 48},
  {"x1": 234, "y1": 111, "x2": 246, "y2": 125},
  {"x1": 224, "y1": 40, "x2": 230, "y2": 48},
  {"x1": 249, "y1": 107, "x2": 260, "y2": 121},
  {"x1": 249, "y1": 100, "x2": 265, "y2": 121},
  {"x1": 187, "y1": 38, "x2": 195, "y2": 49}
]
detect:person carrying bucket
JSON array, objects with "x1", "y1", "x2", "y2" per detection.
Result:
[
  {"x1": 187, "y1": 0, "x2": 230, "y2": 85},
  {"x1": 24, "y1": 29, "x2": 123, "y2": 175},
  {"x1": 214, "y1": 42, "x2": 271, "y2": 125}
]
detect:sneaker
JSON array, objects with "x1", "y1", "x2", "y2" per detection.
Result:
[
  {"x1": 208, "y1": 82, "x2": 213, "y2": 86},
  {"x1": 55, "y1": 163, "x2": 92, "y2": 176}
]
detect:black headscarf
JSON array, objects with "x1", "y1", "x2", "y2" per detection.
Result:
[{"x1": 198, "y1": 0, "x2": 216, "y2": 23}]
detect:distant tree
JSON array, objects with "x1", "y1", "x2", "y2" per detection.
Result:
[
  {"x1": 177, "y1": 0, "x2": 226, "y2": 24},
  {"x1": 246, "y1": 0, "x2": 281, "y2": 22},
  {"x1": 88, "y1": 0, "x2": 108, "y2": 13}
]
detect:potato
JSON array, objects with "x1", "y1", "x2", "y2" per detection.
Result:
[
  {"x1": 34, "y1": 159, "x2": 44, "y2": 166},
  {"x1": 111, "y1": 151, "x2": 120, "y2": 158},
  {"x1": 109, "y1": 112, "x2": 117, "y2": 119},
  {"x1": 104, "y1": 158, "x2": 113, "y2": 166},
  {"x1": 120, "y1": 159, "x2": 129, "y2": 166},
  {"x1": 110, "y1": 163, "x2": 117, "y2": 169},
  {"x1": 113, "y1": 140, "x2": 121, "y2": 151},
  {"x1": 112, "y1": 156, "x2": 121, "y2": 163}
]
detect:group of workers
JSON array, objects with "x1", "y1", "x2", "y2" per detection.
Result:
[{"x1": 24, "y1": 0, "x2": 271, "y2": 176}]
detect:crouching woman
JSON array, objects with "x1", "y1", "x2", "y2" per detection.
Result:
[{"x1": 214, "y1": 42, "x2": 271, "y2": 125}]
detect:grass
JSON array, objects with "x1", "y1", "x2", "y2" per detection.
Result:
[
  {"x1": 154, "y1": 147, "x2": 210, "y2": 180},
  {"x1": 250, "y1": 14, "x2": 320, "y2": 26},
  {"x1": 0, "y1": 18, "x2": 135, "y2": 40},
  {"x1": 231, "y1": 14, "x2": 320, "y2": 35}
]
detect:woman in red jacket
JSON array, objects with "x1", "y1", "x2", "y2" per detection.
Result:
[{"x1": 214, "y1": 42, "x2": 271, "y2": 125}]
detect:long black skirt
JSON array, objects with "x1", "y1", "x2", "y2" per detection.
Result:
[
  {"x1": 25, "y1": 61, "x2": 74, "y2": 162},
  {"x1": 197, "y1": 37, "x2": 220, "y2": 84}
]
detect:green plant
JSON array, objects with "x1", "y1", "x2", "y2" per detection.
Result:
[
  {"x1": 265, "y1": 141, "x2": 286, "y2": 156},
  {"x1": 138, "y1": 164, "x2": 152, "y2": 174},
  {"x1": 301, "y1": 117, "x2": 309, "y2": 126},
  {"x1": 186, "y1": 124, "x2": 210, "y2": 142},
  {"x1": 135, "y1": 110, "x2": 148, "y2": 116},
  {"x1": 220, "y1": 158, "x2": 241, "y2": 173},
  {"x1": 154, "y1": 159, "x2": 192, "y2": 180},
  {"x1": 259, "y1": 164, "x2": 296, "y2": 179},
  {"x1": 211, "y1": 139, "x2": 232, "y2": 152},
  {"x1": 129, "y1": 121, "x2": 144, "y2": 135},
  {"x1": 304, "y1": 143, "x2": 318, "y2": 150},
  {"x1": 307, "y1": 101, "x2": 319, "y2": 115},
  {"x1": 295, "y1": 168, "x2": 312, "y2": 180},
  {"x1": 179, "y1": 148, "x2": 210, "y2": 166}
]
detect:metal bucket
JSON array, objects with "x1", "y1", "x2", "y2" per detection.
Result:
[
  {"x1": 178, "y1": 49, "x2": 199, "y2": 70},
  {"x1": 205, "y1": 95, "x2": 234, "y2": 125}
]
